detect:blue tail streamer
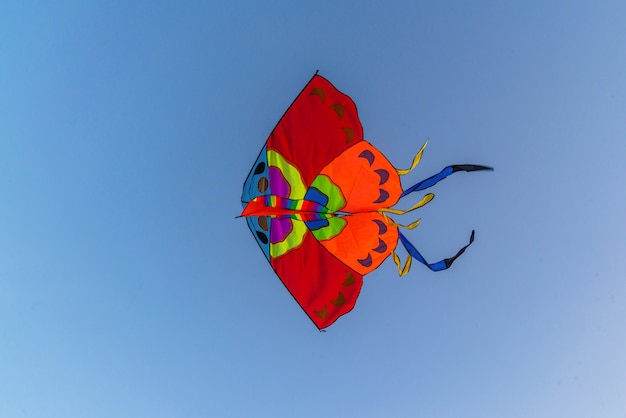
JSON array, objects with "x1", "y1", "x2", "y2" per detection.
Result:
[
  {"x1": 398, "y1": 230, "x2": 475, "y2": 272},
  {"x1": 400, "y1": 165, "x2": 493, "y2": 198}
]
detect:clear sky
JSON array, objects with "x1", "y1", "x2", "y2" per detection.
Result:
[{"x1": 2, "y1": 1, "x2": 625, "y2": 417}]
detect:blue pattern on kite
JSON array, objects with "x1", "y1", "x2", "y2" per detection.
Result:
[
  {"x1": 304, "y1": 187, "x2": 329, "y2": 207},
  {"x1": 242, "y1": 145, "x2": 269, "y2": 204},
  {"x1": 246, "y1": 217, "x2": 271, "y2": 261}
]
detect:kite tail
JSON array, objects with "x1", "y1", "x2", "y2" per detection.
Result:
[
  {"x1": 396, "y1": 230, "x2": 475, "y2": 272},
  {"x1": 400, "y1": 165, "x2": 493, "y2": 198}
]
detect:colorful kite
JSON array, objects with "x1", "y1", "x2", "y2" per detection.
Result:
[{"x1": 241, "y1": 74, "x2": 492, "y2": 329}]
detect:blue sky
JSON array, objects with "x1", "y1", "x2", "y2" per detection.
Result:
[{"x1": 2, "y1": 1, "x2": 625, "y2": 417}]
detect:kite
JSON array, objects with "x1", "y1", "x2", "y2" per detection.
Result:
[{"x1": 240, "y1": 73, "x2": 492, "y2": 329}]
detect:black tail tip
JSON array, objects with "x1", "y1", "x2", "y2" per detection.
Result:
[{"x1": 452, "y1": 164, "x2": 494, "y2": 172}]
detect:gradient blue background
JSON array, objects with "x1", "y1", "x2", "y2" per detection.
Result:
[{"x1": 2, "y1": 2, "x2": 625, "y2": 417}]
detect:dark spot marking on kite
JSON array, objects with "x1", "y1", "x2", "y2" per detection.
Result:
[
  {"x1": 331, "y1": 292, "x2": 346, "y2": 307},
  {"x1": 314, "y1": 305, "x2": 328, "y2": 319},
  {"x1": 372, "y1": 238, "x2": 387, "y2": 253},
  {"x1": 257, "y1": 216, "x2": 268, "y2": 231},
  {"x1": 373, "y1": 188, "x2": 389, "y2": 203},
  {"x1": 310, "y1": 87, "x2": 325, "y2": 102},
  {"x1": 373, "y1": 219, "x2": 387, "y2": 234},
  {"x1": 329, "y1": 103, "x2": 345, "y2": 119},
  {"x1": 375, "y1": 169, "x2": 389, "y2": 185},
  {"x1": 343, "y1": 271, "x2": 356, "y2": 286},
  {"x1": 257, "y1": 177, "x2": 269, "y2": 193},
  {"x1": 342, "y1": 127, "x2": 355, "y2": 143},
  {"x1": 358, "y1": 150, "x2": 375, "y2": 166},
  {"x1": 256, "y1": 231, "x2": 268, "y2": 245},
  {"x1": 357, "y1": 253, "x2": 372, "y2": 268},
  {"x1": 253, "y1": 162, "x2": 265, "y2": 175}
]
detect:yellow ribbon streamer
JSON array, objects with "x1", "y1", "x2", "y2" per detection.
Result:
[
  {"x1": 378, "y1": 193, "x2": 434, "y2": 215},
  {"x1": 387, "y1": 218, "x2": 422, "y2": 230},
  {"x1": 396, "y1": 140, "x2": 428, "y2": 176},
  {"x1": 393, "y1": 251, "x2": 412, "y2": 276}
]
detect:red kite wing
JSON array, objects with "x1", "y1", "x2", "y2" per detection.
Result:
[{"x1": 267, "y1": 74, "x2": 364, "y2": 187}]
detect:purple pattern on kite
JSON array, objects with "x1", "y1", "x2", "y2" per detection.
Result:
[
  {"x1": 269, "y1": 167, "x2": 291, "y2": 198},
  {"x1": 271, "y1": 217, "x2": 293, "y2": 243}
]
